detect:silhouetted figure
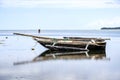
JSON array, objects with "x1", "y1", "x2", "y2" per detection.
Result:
[{"x1": 38, "y1": 29, "x2": 40, "y2": 33}]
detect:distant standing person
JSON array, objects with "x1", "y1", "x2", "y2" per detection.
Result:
[{"x1": 38, "y1": 29, "x2": 40, "y2": 33}]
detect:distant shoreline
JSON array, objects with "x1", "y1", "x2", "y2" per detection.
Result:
[{"x1": 101, "y1": 27, "x2": 120, "y2": 30}]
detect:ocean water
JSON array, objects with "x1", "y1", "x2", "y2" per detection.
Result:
[{"x1": 0, "y1": 30, "x2": 120, "y2": 80}]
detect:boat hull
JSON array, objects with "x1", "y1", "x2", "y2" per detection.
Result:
[{"x1": 34, "y1": 38, "x2": 106, "y2": 51}]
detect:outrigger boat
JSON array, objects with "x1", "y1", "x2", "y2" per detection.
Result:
[{"x1": 14, "y1": 33, "x2": 109, "y2": 51}]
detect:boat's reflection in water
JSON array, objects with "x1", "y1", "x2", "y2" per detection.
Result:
[{"x1": 14, "y1": 50, "x2": 109, "y2": 65}]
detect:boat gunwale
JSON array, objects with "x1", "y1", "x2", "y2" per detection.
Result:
[{"x1": 34, "y1": 38, "x2": 106, "y2": 46}]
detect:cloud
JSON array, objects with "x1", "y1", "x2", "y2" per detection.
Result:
[
  {"x1": 87, "y1": 17, "x2": 120, "y2": 29},
  {"x1": 0, "y1": 0, "x2": 120, "y2": 8}
]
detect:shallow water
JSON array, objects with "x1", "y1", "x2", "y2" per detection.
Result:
[{"x1": 0, "y1": 30, "x2": 120, "y2": 80}]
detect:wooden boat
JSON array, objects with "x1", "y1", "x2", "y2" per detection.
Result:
[
  {"x1": 34, "y1": 37, "x2": 106, "y2": 51},
  {"x1": 14, "y1": 33, "x2": 108, "y2": 51}
]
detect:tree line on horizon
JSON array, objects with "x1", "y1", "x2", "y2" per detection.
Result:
[{"x1": 101, "y1": 27, "x2": 120, "y2": 30}]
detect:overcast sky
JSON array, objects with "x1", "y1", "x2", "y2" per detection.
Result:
[{"x1": 0, "y1": 0, "x2": 120, "y2": 30}]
